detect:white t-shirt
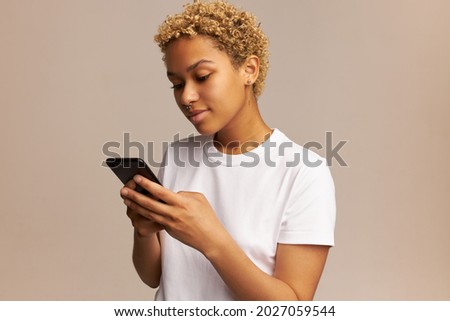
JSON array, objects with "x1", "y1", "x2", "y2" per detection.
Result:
[{"x1": 154, "y1": 129, "x2": 336, "y2": 300}]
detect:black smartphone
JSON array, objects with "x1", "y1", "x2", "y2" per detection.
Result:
[{"x1": 106, "y1": 157, "x2": 162, "y2": 196}]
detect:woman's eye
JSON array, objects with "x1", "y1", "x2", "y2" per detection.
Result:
[
  {"x1": 170, "y1": 75, "x2": 210, "y2": 90},
  {"x1": 197, "y1": 74, "x2": 210, "y2": 82},
  {"x1": 170, "y1": 83, "x2": 184, "y2": 90}
]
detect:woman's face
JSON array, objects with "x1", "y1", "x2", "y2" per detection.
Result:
[{"x1": 165, "y1": 36, "x2": 250, "y2": 136}]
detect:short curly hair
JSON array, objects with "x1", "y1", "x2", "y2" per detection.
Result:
[{"x1": 154, "y1": 0, "x2": 269, "y2": 97}]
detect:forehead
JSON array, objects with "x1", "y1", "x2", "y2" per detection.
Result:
[{"x1": 165, "y1": 36, "x2": 233, "y2": 71}]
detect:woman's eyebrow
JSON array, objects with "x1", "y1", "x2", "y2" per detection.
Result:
[{"x1": 167, "y1": 59, "x2": 215, "y2": 77}]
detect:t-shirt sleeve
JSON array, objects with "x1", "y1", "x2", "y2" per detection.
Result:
[{"x1": 278, "y1": 159, "x2": 336, "y2": 246}]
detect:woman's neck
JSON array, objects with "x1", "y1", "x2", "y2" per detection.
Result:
[{"x1": 214, "y1": 98, "x2": 272, "y2": 155}]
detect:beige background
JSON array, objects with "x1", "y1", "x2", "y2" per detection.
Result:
[{"x1": 1, "y1": 0, "x2": 449, "y2": 300}]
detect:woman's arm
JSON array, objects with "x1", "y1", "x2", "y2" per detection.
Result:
[
  {"x1": 204, "y1": 233, "x2": 329, "y2": 300},
  {"x1": 122, "y1": 176, "x2": 330, "y2": 299},
  {"x1": 131, "y1": 231, "x2": 162, "y2": 288},
  {"x1": 121, "y1": 180, "x2": 163, "y2": 288}
]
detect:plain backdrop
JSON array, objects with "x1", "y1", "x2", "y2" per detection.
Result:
[{"x1": 1, "y1": 0, "x2": 449, "y2": 300}]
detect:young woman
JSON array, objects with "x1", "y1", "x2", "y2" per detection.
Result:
[{"x1": 120, "y1": 0, "x2": 336, "y2": 300}]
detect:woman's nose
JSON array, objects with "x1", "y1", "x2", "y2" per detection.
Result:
[{"x1": 180, "y1": 82, "x2": 199, "y2": 106}]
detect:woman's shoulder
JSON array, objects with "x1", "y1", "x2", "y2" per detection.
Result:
[{"x1": 272, "y1": 129, "x2": 327, "y2": 169}]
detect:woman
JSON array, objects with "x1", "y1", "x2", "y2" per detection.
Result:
[{"x1": 120, "y1": 0, "x2": 335, "y2": 300}]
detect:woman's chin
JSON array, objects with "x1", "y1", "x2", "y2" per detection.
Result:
[{"x1": 193, "y1": 124, "x2": 218, "y2": 136}]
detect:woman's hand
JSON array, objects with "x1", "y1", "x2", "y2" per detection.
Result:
[
  {"x1": 120, "y1": 175, "x2": 229, "y2": 255},
  {"x1": 121, "y1": 176, "x2": 329, "y2": 300},
  {"x1": 120, "y1": 179, "x2": 164, "y2": 238}
]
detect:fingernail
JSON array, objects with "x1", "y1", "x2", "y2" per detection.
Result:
[
  {"x1": 121, "y1": 188, "x2": 128, "y2": 196},
  {"x1": 134, "y1": 175, "x2": 142, "y2": 183}
]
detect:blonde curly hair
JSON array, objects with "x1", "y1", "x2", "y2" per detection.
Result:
[{"x1": 154, "y1": 0, "x2": 269, "y2": 97}]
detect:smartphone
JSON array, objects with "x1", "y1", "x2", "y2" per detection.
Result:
[{"x1": 106, "y1": 157, "x2": 162, "y2": 196}]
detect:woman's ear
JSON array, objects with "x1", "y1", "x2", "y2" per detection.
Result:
[{"x1": 241, "y1": 55, "x2": 260, "y2": 86}]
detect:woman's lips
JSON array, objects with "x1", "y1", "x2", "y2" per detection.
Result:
[{"x1": 188, "y1": 110, "x2": 209, "y2": 125}]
